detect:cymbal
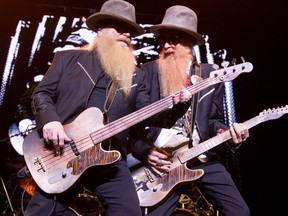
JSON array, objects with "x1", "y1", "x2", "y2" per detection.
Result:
[
  {"x1": 8, "y1": 119, "x2": 36, "y2": 156},
  {"x1": 8, "y1": 123, "x2": 24, "y2": 155}
]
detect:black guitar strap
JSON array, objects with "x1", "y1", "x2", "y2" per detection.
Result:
[
  {"x1": 104, "y1": 81, "x2": 118, "y2": 122},
  {"x1": 103, "y1": 81, "x2": 118, "y2": 151},
  {"x1": 188, "y1": 62, "x2": 201, "y2": 148}
]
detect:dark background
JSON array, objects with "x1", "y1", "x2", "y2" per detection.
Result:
[{"x1": 0, "y1": 0, "x2": 287, "y2": 215}]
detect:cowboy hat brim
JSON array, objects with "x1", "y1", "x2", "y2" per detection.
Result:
[
  {"x1": 150, "y1": 24, "x2": 205, "y2": 45},
  {"x1": 86, "y1": 13, "x2": 145, "y2": 36}
]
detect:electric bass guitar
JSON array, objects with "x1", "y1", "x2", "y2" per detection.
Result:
[
  {"x1": 23, "y1": 62, "x2": 253, "y2": 194},
  {"x1": 131, "y1": 105, "x2": 288, "y2": 207}
]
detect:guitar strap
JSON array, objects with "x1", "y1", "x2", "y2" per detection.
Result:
[
  {"x1": 103, "y1": 81, "x2": 119, "y2": 151},
  {"x1": 188, "y1": 62, "x2": 201, "y2": 148},
  {"x1": 104, "y1": 81, "x2": 118, "y2": 122}
]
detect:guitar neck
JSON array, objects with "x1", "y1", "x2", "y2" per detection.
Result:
[
  {"x1": 126, "y1": 109, "x2": 264, "y2": 168},
  {"x1": 178, "y1": 115, "x2": 265, "y2": 163},
  {"x1": 90, "y1": 78, "x2": 214, "y2": 145},
  {"x1": 90, "y1": 62, "x2": 253, "y2": 149}
]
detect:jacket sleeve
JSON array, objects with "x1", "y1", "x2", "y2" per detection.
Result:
[
  {"x1": 31, "y1": 52, "x2": 64, "y2": 133},
  {"x1": 208, "y1": 82, "x2": 229, "y2": 136},
  {"x1": 202, "y1": 64, "x2": 229, "y2": 137}
]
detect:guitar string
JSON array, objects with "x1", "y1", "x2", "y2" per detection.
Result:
[{"x1": 178, "y1": 105, "x2": 288, "y2": 162}]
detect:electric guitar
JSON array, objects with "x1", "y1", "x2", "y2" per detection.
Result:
[
  {"x1": 131, "y1": 105, "x2": 288, "y2": 207},
  {"x1": 23, "y1": 62, "x2": 253, "y2": 194}
]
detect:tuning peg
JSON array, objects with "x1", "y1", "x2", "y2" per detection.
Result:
[
  {"x1": 231, "y1": 58, "x2": 237, "y2": 65},
  {"x1": 221, "y1": 61, "x2": 229, "y2": 68},
  {"x1": 241, "y1": 56, "x2": 246, "y2": 63}
]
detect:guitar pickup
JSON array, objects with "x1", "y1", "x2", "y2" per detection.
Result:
[
  {"x1": 139, "y1": 184, "x2": 163, "y2": 199},
  {"x1": 48, "y1": 167, "x2": 73, "y2": 184}
]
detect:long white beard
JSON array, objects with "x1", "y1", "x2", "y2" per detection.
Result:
[{"x1": 88, "y1": 35, "x2": 136, "y2": 96}]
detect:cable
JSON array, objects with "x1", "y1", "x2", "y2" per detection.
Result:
[{"x1": 48, "y1": 196, "x2": 57, "y2": 216}]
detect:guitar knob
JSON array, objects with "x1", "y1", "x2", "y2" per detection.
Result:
[{"x1": 62, "y1": 172, "x2": 67, "y2": 178}]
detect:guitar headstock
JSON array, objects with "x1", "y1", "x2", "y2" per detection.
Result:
[
  {"x1": 259, "y1": 105, "x2": 288, "y2": 122},
  {"x1": 209, "y1": 62, "x2": 253, "y2": 83}
]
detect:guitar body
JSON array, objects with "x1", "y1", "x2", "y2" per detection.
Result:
[
  {"x1": 132, "y1": 105, "x2": 288, "y2": 207},
  {"x1": 131, "y1": 145, "x2": 204, "y2": 207},
  {"x1": 23, "y1": 107, "x2": 121, "y2": 194}
]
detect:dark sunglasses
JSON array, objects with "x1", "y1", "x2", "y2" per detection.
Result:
[
  {"x1": 157, "y1": 33, "x2": 196, "y2": 46},
  {"x1": 157, "y1": 34, "x2": 181, "y2": 46},
  {"x1": 111, "y1": 24, "x2": 134, "y2": 35},
  {"x1": 98, "y1": 20, "x2": 135, "y2": 36}
]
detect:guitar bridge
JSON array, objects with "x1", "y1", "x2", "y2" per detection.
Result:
[{"x1": 33, "y1": 157, "x2": 45, "y2": 173}]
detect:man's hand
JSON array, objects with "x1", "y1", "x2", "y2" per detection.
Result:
[
  {"x1": 172, "y1": 86, "x2": 192, "y2": 105},
  {"x1": 42, "y1": 121, "x2": 71, "y2": 155},
  {"x1": 146, "y1": 147, "x2": 172, "y2": 176},
  {"x1": 229, "y1": 122, "x2": 249, "y2": 144}
]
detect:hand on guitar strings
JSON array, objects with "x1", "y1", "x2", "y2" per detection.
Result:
[
  {"x1": 147, "y1": 147, "x2": 173, "y2": 176},
  {"x1": 218, "y1": 122, "x2": 249, "y2": 148},
  {"x1": 172, "y1": 86, "x2": 192, "y2": 105},
  {"x1": 42, "y1": 121, "x2": 72, "y2": 156},
  {"x1": 229, "y1": 122, "x2": 249, "y2": 144}
]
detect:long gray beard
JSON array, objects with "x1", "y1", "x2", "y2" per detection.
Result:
[{"x1": 90, "y1": 36, "x2": 136, "y2": 96}]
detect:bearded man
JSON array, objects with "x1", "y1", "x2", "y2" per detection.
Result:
[
  {"x1": 130, "y1": 5, "x2": 250, "y2": 216},
  {"x1": 24, "y1": 1, "x2": 192, "y2": 216}
]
